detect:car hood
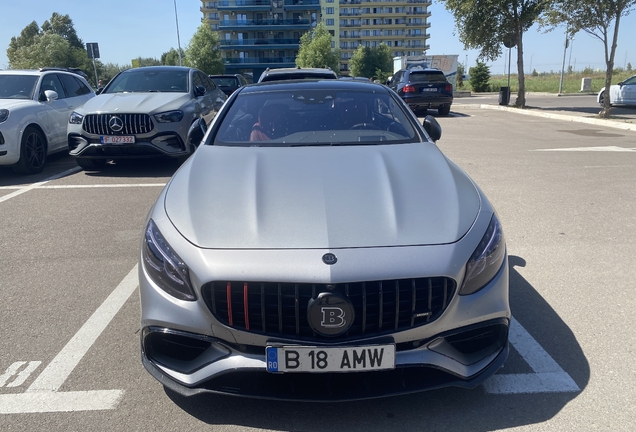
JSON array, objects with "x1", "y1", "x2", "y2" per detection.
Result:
[
  {"x1": 164, "y1": 143, "x2": 481, "y2": 249},
  {"x1": 79, "y1": 92, "x2": 189, "y2": 114},
  {"x1": 0, "y1": 99, "x2": 35, "y2": 110}
]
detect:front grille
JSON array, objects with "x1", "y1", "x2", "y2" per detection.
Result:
[
  {"x1": 83, "y1": 114, "x2": 154, "y2": 135},
  {"x1": 202, "y1": 277, "x2": 456, "y2": 341}
]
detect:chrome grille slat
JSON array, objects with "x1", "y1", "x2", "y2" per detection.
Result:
[
  {"x1": 203, "y1": 277, "x2": 456, "y2": 342},
  {"x1": 82, "y1": 113, "x2": 154, "y2": 135}
]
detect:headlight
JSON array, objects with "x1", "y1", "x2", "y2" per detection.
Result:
[
  {"x1": 142, "y1": 219, "x2": 196, "y2": 301},
  {"x1": 69, "y1": 111, "x2": 84, "y2": 124},
  {"x1": 0, "y1": 109, "x2": 9, "y2": 123},
  {"x1": 460, "y1": 214, "x2": 506, "y2": 295},
  {"x1": 154, "y1": 110, "x2": 184, "y2": 123}
]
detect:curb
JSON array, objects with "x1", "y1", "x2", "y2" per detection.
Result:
[{"x1": 453, "y1": 103, "x2": 636, "y2": 132}]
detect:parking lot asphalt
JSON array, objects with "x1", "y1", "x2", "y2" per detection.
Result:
[{"x1": 1, "y1": 103, "x2": 635, "y2": 431}]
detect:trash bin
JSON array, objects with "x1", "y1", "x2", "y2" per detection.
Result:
[{"x1": 498, "y1": 86, "x2": 510, "y2": 105}]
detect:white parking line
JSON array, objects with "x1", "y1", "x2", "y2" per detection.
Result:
[
  {"x1": 483, "y1": 317, "x2": 580, "y2": 394},
  {"x1": 0, "y1": 167, "x2": 81, "y2": 203},
  {"x1": 0, "y1": 266, "x2": 138, "y2": 414}
]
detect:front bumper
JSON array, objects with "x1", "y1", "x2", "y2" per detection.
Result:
[
  {"x1": 67, "y1": 130, "x2": 189, "y2": 159},
  {"x1": 139, "y1": 252, "x2": 510, "y2": 400}
]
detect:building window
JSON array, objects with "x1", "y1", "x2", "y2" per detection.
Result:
[
  {"x1": 326, "y1": 7, "x2": 334, "y2": 14},
  {"x1": 327, "y1": 19, "x2": 335, "y2": 25}
]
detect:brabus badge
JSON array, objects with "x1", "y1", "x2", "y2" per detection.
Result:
[{"x1": 322, "y1": 253, "x2": 337, "y2": 265}]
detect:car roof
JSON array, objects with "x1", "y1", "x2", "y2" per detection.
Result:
[
  {"x1": 242, "y1": 78, "x2": 387, "y2": 93},
  {"x1": 120, "y1": 66, "x2": 194, "y2": 73}
]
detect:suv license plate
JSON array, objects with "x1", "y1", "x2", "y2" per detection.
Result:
[
  {"x1": 100, "y1": 136, "x2": 135, "y2": 144},
  {"x1": 266, "y1": 344, "x2": 395, "y2": 373}
]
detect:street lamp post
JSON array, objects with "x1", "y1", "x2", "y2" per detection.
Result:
[{"x1": 173, "y1": 0, "x2": 183, "y2": 66}]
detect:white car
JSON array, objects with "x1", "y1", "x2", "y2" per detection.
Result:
[
  {"x1": 0, "y1": 68, "x2": 95, "y2": 174},
  {"x1": 597, "y1": 75, "x2": 636, "y2": 107}
]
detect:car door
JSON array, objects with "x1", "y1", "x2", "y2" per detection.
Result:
[
  {"x1": 37, "y1": 73, "x2": 72, "y2": 150},
  {"x1": 621, "y1": 76, "x2": 636, "y2": 105},
  {"x1": 196, "y1": 71, "x2": 225, "y2": 127}
]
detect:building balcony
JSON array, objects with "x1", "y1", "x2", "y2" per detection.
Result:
[
  {"x1": 217, "y1": 0, "x2": 271, "y2": 11},
  {"x1": 218, "y1": 18, "x2": 311, "y2": 31},
  {"x1": 223, "y1": 56, "x2": 297, "y2": 68},
  {"x1": 340, "y1": 0, "x2": 361, "y2": 4},
  {"x1": 284, "y1": 0, "x2": 321, "y2": 10},
  {"x1": 220, "y1": 38, "x2": 301, "y2": 49}
]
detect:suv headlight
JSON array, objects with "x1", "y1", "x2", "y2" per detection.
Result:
[
  {"x1": 69, "y1": 111, "x2": 84, "y2": 124},
  {"x1": 154, "y1": 110, "x2": 184, "y2": 123},
  {"x1": 460, "y1": 214, "x2": 506, "y2": 295},
  {"x1": 0, "y1": 109, "x2": 9, "y2": 123},
  {"x1": 142, "y1": 219, "x2": 196, "y2": 301}
]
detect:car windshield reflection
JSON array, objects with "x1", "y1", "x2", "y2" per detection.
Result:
[
  {"x1": 213, "y1": 88, "x2": 418, "y2": 147},
  {"x1": 104, "y1": 69, "x2": 189, "y2": 94}
]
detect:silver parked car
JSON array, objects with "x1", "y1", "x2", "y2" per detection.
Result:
[
  {"x1": 67, "y1": 66, "x2": 226, "y2": 170},
  {"x1": 597, "y1": 74, "x2": 636, "y2": 107},
  {"x1": 139, "y1": 80, "x2": 509, "y2": 401}
]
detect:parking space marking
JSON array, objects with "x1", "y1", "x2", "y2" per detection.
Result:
[
  {"x1": 0, "y1": 266, "x2": 137, "y2": 414},
  {"x1": 535, "y1": 146, "x2": 636, "y2": 152},
  {"x1": 484, "y1": 317, "x2": 580, "y2": 394},
  {"x1": 0, "y1": 167, "x2": 81, "y2": 203},
  {"x1": 0, "y1": 362, "x2": 41, "y2": 388}
]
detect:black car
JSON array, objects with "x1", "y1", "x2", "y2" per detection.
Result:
[
  {"x1": 209, "y1": 74, "x2": 249, "y2": 96},
  {"x1": 387, "y1": 68, "x2": 453, "y2": 116}
]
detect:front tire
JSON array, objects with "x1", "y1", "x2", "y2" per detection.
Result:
[
  {"x1": 13, "y1": 126, "x2": 47, "y2": 175},
  {"x1": 75, "y1": 158, "x2": 107, "y2": 170}
]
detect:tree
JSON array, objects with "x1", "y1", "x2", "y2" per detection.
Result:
[
  {"x1": 40, "y1": 13, "x2": 84, "y2": 49},
  {"x1": 457, "y1": 63, "x2": 465, "y2": 88},
  {"x1": 296, "y1": 22, "x2": 340, "y2": 71},
  {"x1": 134, "y1": 57, "x2": 162, "y2": 67},
  {"x1": 469, "y1": 61, "x2": 491, "y2": 92},
  {"x1": 161, "y1": 48, "x2": 185, "y2": 66},
  {"x1": 542, "y1": 0, "x2": 636, "y2": 118},
  {"x1": 184, "y1": 23, "x2": 224, "y2": 74},
  {"x1": 6, "y1": 14, "x2": 91, "y2": 76},
  {"x1": 349, "y1": 44, "x2": 393, "y2": 78},
  {"x1": 438, "y1": 0, "x2": 549, "y2": 108}
]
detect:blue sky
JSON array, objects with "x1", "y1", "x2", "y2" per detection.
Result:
[{"x1": 1, "y1": 0, "x2": 635, "y2": 74}]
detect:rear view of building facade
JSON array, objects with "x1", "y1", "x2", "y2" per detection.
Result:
[{"x1": 200, "y1": 0, "x2": 431, "y2": 77}]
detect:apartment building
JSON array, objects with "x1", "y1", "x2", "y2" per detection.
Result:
[
  {"x1": 200, "y1": 0, "x2": 430, "y2": 77},
  {"x1": 330, "y1": 0, "x2": 431, "y2": 74},
  {"x1": 200, "y1": 0, "x2": 319, "y2": 79}
]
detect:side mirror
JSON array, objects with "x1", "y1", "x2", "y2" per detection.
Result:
[
  {"x1": 386, "y1": 78, "x2": 392, "y2": 85},
  {"x1": 44, "y1": 90, "x2": 59, "y2": 102},
  {"x1": 422, "y1": 115, "x2": 442, "y2": 142},
  {"x1": 96, "y1": 88, "x2": 104, "y2": 95},
  {"x1": 194, "y1": 85, "x2": 206, "y2": 97},
  {"x1": 618, "y1": 81, "x2": 624, "y2": 87}
]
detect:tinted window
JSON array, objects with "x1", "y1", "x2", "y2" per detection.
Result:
[
  {"x1": 408, "y1": 71, "x2": 448, "y2": 83},
  {"x1": 105, "y1": 69, "x2": 189, "y2": 93},
  {"x1": 213, "y1": 87, "x2": 417, "y2": 147},
  {"x1": 211, "y1": 77, "x2": 239, "y2": 89},
  {"x1": 196, "y1": 72, "x2": 214, "y2": 92},
  {"x1": 0, "y1": 75, "x2": 38, "y2": 99},
  {"x1": 58, "y1": 73, "x2": 90, "y2": 97},
  {"x1": 40, "y1": 74, "x2": 67, "y2": 99}
]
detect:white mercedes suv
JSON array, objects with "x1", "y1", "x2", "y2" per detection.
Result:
[{"x1": 0, "y1": 68, "x2": 94, "y2": 174}]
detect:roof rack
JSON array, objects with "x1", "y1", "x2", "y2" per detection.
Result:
[{"x1": 40, "y1": 67, "x2": 89, "y2": 79}]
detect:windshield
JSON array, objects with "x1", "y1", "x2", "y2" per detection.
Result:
[
  {"x1": 408, "y1": 71, "x2": 448, "y2": 83},
  {"x1": 213, "y1": 88, "x2": 419, "y2": 147},
  {"x1": 0, "y1": 75, "x2": 38, "y2": 99},
  {"x1": 211, "y1": 77, "x2": 239, "y2": 89},
  {"x1": 104, "y1": 69, "x2": 189, "y2": 93}
]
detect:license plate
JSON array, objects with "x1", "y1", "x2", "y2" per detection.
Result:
[
  {"x1": 100, "y1": 135, "x2": 135, "y2": 144},
  {"x1": 266, "y1": 344, "x2": 395, "y2": 373},
  {"x1": 422, "y1": 88, "x2": 438, "y2": 92}
]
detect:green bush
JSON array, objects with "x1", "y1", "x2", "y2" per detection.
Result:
[{"x1": 469, "y1": 61, "x2": 491, "y2": 92}]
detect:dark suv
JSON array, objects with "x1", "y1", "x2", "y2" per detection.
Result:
[
  {"x1": 209, "y1": 74, "x2": 249, "y2": 96},
  {"x1": 387, "y1": 68, "x2": 453, "y2": 116}
]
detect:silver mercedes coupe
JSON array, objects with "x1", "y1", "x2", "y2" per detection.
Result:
[{"x1": 139, "y1": 79, "x2": 510, "y2": 401}]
